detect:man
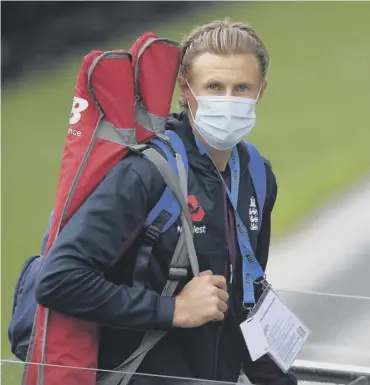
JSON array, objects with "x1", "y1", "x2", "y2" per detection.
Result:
[{"x1": 35, "y1": 19, "x2": 297, "y2": 385}]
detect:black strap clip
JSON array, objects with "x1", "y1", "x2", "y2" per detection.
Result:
[{"x1": 144, "y1": 225, "x2": 162, "y2": 244}]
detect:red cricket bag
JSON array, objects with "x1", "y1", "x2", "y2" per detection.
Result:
[{"x1": 24, "y1": 32, "x2": 180, "y2": 385}]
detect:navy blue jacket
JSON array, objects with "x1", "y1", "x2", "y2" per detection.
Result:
[{"x1": 36, "y1": 113, "x2": 297, "y2": 385}]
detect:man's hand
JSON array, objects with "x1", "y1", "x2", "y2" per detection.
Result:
[{"x1": 173, "y1": 270, "x2": 229, "y2": 328}]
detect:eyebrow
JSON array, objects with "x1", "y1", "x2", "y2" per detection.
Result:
[
  {"x1": 204, "y1": 79, "x2": 223, "y2": 85},
  {"x1": 204, "y1": 79, "x2": 255, "y2": 87}
]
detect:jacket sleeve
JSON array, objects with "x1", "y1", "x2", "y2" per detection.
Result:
[{"x1": 35, "y1": 154, "x2": 175, "y2": 331}]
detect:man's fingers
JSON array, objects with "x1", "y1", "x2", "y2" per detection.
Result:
[
  {"x1": 216, "y1": 288, "x2": 229, "y2": 302},
  {"x1": 211, "y1": 311, "x2": 225, "y2": 322},
  {"x1": 217, "y1": 299, "x2": 228, "y2": 313},
  {"x1": 210, "y1": 275, "x2": 227, "y2": 291},
  {"x1": 199, "y1": 270, "x2": 213, "y2": 277}
]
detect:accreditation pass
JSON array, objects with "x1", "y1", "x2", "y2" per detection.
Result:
[{"x1": 241, "y1": 287, "x2": 311, "y2": 372}]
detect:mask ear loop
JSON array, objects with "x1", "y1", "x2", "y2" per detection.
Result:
[
  {"x1": 186, "y1": 80, "x2": 197, "y2": 99},
  {"x1": 185, "y1": 80, "x2": 198, "y2": 122},
  {"x1": 256, "y1": 80, "x2": 264, "y2": 102}
]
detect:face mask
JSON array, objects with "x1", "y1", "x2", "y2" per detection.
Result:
[{"x1": 187, "y1": 82, "x2": 261, "y2": 151}]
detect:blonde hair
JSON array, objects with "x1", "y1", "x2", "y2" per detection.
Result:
[{"x1": 178, "y1": 18, "x2": 269, "y2": 109}]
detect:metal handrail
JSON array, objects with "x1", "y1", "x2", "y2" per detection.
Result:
[{"x1": 292, "y1": 359, "x2": 370, "y2": 384}]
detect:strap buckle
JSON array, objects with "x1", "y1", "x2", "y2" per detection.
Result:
[
  {"x1": 144, "y1": 225, "x2": 162, "y2": 244},
  {"x1": 168, "y1": 265, "x2": 188, "y2": 281},
  {"x1": 156, "y1": 134, "x2": 177, "y2": 157},
  {"x1": 156, "y1": 132, "x2": 170, "y2": 143},
  {"x1": 129, "y1": 143, "x2": 150, "y2": 155},
  {"x1": 254, "y1": 274, "x2": 269, "y2": 289}
]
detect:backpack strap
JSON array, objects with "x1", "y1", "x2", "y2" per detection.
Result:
[
  {"x1": 244, "y1": 142, "x2": 267, "y2": 230},
  {"x1": 142, "y1": 130, "x2": 190, "y2": 282},
  {"x1": 40, "y1": 211, "x2": 53, "y2": 256},
  {"x1": 144, "y1": 130, "x2": 188, "y2": 232},
  {"x1": 100, "y1": 135, "x2": 197, "y2": 385},
  {"x1": 134, "y1": 130, "x2": 190, "y2": 290}
]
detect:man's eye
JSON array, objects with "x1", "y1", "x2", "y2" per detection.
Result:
[
  {"x1": 207, "y1": 84, "x2": 219, "y2": 91},
  {"x1": 238, "y1": 85, "x2": 249, "y2": 92}
]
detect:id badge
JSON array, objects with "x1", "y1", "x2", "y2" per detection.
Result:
[
  {"x1": 242, "y1": 285, "x2": 311, "y2": 372},
  {"x1": 252, "y1": 286, "x2": 311, "y2": 372},
  {"x1": 240, "y1": 315, "x2": 269, "y2": 361}
]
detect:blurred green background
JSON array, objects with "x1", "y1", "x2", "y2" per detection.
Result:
[{"x1": 2, "y1": 1, "x2": 370, "y2": 357}]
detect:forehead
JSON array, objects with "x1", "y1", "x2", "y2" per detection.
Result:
[{"x1": 189, "y1": 51, "x2": 261, "y2": 85}]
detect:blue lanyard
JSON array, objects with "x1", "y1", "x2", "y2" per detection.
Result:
[{"x1": 194, "y1": 136, "x2": 264, "y2": 305}]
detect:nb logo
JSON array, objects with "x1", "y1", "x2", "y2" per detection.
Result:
[{"x1": 69, "y1": 96, "x2": 89, "y2": 125}]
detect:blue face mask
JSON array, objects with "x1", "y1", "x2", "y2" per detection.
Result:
[{"x1": 187, "y1": 82, "x2": 261, "y2": 151}]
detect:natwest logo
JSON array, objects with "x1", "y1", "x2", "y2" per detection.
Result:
[{"x1": 187, "y1": 195, "x2": 205, "y2": 222}]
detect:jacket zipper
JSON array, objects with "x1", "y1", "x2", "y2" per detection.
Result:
[
  {"x1": 212, "y1": 321, "x2": 224, "y2": 379},
  {"x1": 213, "y1": 180, "x2": 236, "y2": 379},
  {"x1": 213, "y1": 259, "x2": 233, "y2": 379}
]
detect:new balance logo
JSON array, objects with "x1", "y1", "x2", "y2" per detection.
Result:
[
  {"x1": 69, "y1": 96, "x2": 89, "y2": 125},
  {"x1": 68, "y1": 96, "x2": 89, "y2": 137}
]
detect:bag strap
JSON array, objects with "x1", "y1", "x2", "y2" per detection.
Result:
[
  {"x1": 144, "y1": 130, "x2": 189, "y2": 232},
  {"x1": 132, "y1": 132, "x2": 190, "y2": 302},
  {"x1": 244, "y1": 142, "x2": 267, "y2": 230},
  {"x1": 141, "y1": 145, "x2": 198, "y2": 276},
  {"x1": 40, "y1": 211, "x2": 53, "y2": 256},
  {"x1": 97, "y1": 143, "x2": 198, "y2": 385}
]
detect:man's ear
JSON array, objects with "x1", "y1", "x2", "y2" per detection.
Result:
[
  {"x1": 178, "y1": 74, "x2": 190, "y2": 104},
  {"x1": 257, "y1": 77, "x2": 268, "y2": 102}
]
